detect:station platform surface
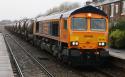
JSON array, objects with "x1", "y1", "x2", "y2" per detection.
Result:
[
  {"x1": 0, "y1": 33, "x2": 14, "y2": 77},
  {"x1": 108, "y1": 48, "x2": 125, "y2": 60}
]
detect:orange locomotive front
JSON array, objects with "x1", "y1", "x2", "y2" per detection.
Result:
[
  {"x1": 59, "y1": 7, "x2": 109, "y2": 65},
  {"x1": 61, "y1": 13, "x2": 108, "y2": 49}
]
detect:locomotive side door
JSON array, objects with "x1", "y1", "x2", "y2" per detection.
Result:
[{"x1": 60, "y1": 18, "x2": 68, "y2": 43}]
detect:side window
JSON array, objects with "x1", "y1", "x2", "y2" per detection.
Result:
[
  {"x1": 115, "y1": 5, "x2": 118, "y2": 14},
  {"x1": 36, "y1": 22, "x2": 39, "y2": 33},
  {"x1": 100, "y1": 6, "x2": 103, "y2": 10},
  {"x1": 122, "y1": 1, "x2": 125, "y2": 13},
  {"x1": 51, "y1": 21, "x2": 59, "y2": 36},
  {"x1": 64, "y1": 20, "x2": 67, "y2": 30},
  {"x1": 110, "y1": 4, "x2": 114, "y2": 17},
  {"x1": 39, "y1": 22, "x2": 43, "y2": 33},
  {"x1": 48, "y1": 22, "x2": 51, "y2": 35}
]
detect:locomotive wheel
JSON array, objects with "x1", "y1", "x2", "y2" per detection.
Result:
[
  {"x1": 40, "y1": 42, "x2": 44, "y2": 50},
  {"x1": 36, "y1": 40, "x2": 40, "y2": 47},
  {"x1": 52, "y1": 45, "x2": 58, "y2": 57},
  {"x1": 61, "y1": 48, "x2": 69, "y2": 63},
  {"x1": 26, "y1": 36, "x2": 29, "y2": 41},
  {"x1": 32, "y1": 39, "x2": 35, "y2": 46},
  {"x1": 53, "y1": 50, "x2": 58, "y2": 57},
  {"x1": 31, "y1": 40, "x2": 34, "y2": 46},
  {"x1": 33, "y1": 39, "x2": 35, "y2": 46},
  {"x1": 57, "y1": 53, "x2": 62, "y2": 61}
]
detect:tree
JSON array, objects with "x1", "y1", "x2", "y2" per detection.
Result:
[
  {"x1": 35, "y1": 14, "x2": 46, "y2": 18},
  {"x1": 46, "y1": 2, "x2": 80, "y2": 15}
]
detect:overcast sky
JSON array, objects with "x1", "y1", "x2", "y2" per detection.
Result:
[{"x1": 0, "y1": 0, "x2": 90, "y2": 21}]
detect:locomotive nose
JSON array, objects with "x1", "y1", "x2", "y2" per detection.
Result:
[{"x1": 70, "y1": 32, "x2": 107, "y2": 49}]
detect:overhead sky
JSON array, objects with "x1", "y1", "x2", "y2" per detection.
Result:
[{"x1": 0, "y1": 0, "x2": 90, "y2": 21}]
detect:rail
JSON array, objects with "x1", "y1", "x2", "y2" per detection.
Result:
[
  {"x1": 4, "y1": 34, "x2": 55, "y2": 77},
  {"x1": 4, "y1": 34, "x2": 24, "y2": 77}
]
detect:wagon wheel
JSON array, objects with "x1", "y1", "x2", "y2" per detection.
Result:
[
  {"x1": 26, "y1": 35, "x2": 29, "y2": 41},
  {"x1": 57, "y1": 52, "x2": 62, "y2": 61},
  {"x1": 53, "y1": 50, "x2": 58, "y2": 57},
  {"x1": 52, "y1": 45, "x2": 58, "y2": 57}
]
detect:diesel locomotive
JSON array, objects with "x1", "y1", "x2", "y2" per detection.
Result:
[{"x1": 6, "y1": 5, "x2": 109, "y2": 65}]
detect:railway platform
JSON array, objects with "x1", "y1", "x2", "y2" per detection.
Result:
[
  {"x1": 0, "y1": 33, "x2": 14, "y2": 77},
  {"x1": 108, "y1": 48, "x2": 125, "y2": 60}
]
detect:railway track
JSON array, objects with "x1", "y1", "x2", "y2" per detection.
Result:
[
  {"x1": 4, "y1": 33, "x2": 84, "y2": 77},
  {"x1": 111, "y1": 57, "x2": 125, "y2": 70},
  {"x1": 95, "y1": 65, "x2": 125, "y2": 77},
  {"x1": 4, "y1": 34, "x2": 24, "y2": 77},
  {"x1": 3, "y1": 29, "x2": 125, "y2": 77},
  {"x1": 4, "y1": 34, "x2": 54, "y2": 77}
]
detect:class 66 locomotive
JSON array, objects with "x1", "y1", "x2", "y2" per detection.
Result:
[{"x1": 8, "y1": 5, "x2": 109, "y2": 66}]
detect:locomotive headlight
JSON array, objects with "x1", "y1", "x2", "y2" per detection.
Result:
[
  {"x1": 71, "y1": 41, "x2": 79, "y2": 46},
  {"x1": 72, "y1": 42, "x2": 76, "y2": 45},
  {"x1": 98, "y1": 42, "x2": 106, "y2": 46},
  {"x1": 101, "y1": 42, "x2": 105, "y2": 46},
  {"x1": 75, "y1": 42, "x2": 79, "y2": 45},
  {"x1": 99, "y1": 43, "x2": 102, "y2": 46}
]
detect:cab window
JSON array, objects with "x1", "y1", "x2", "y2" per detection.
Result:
[
  {"x1": 64, "y1": 20, "x2": 67, "y2": 30},
  {"x1": 91, "y1": 18, "x2": 106, "y2": 31},
  {"x1": 71, "y1": 18, "x2": 87, "y2": 31}
]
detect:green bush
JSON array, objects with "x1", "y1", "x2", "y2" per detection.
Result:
[
  {"x1": 109, "y1": 19, "x2": 125, "y2": 49},
  {"x1": 110, "y1": 29, "x2": 125, "y2": 49}
]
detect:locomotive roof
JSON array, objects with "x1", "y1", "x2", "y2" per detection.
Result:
[{"x1": 37, "y1": 5, "x2": 107, "y2": 21}]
